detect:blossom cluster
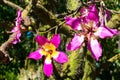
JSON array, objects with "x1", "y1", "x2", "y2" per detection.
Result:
[{"x1": 65, "y1": 4, "x2": 118, "y2": 60}]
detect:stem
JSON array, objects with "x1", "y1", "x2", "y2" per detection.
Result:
[
  {"x1": 108, "y1": 53, "x2": 120, "y2": 62},
  {"x1": 82, "y1": 44, "x2": 96, "y2": 80},
  {"x1": 52, "y1": 62, "x2": 62, "y2": 80}
]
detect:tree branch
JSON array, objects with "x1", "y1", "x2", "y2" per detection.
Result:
[
  {"x1": 32, "y1": 1, "x2": 73, "y2": 36},
  {"x1": 0, "y1": 32, "x2": 17, "y2": 64},
  {"x1": 3, "y1": 0, "x2": 23, "y2": 10},
  {"x1": 2, "y1": 0, "x2": 34, "y2": 26},
  {"x1": 0, "y1": 32, "x2": 17, "y2": 52}
]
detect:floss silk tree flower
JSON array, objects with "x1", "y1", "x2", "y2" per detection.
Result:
[
  {"x1": 11, "y1": 10, "x2": 22, "y2": 44},
  {"x1": 28, "y1": 34, "x2": 68, "y2": 77},
  {"x1": 65, "y1": 4, "x2": 118, "y2": 61}
]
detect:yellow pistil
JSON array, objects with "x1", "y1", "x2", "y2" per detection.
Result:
[
  {"x1": 43, "y1": 43, "x2": 56, "y2": 52},
  {"x1": 41, "y1": 43, "x2": 58, "y2": 60}
]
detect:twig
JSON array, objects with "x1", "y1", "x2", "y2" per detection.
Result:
[
  {"x1": 3, "y1": 0, "x2": 23, "y2": 10},
  {"x1": 107, "y1": 9, "x2": 120, "y2": 14},
  {"x1": 108, "y1": 53, "x2": 120, "y2": 62},
  {"x1": 38, "y1": 21, "x2": 65, "y2": 34}
]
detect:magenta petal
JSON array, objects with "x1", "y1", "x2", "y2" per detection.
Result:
[
  {"x1": 16, "y1": 10, "x2": 22, "y2": 27},
  {"x1": 80, "y1": 7, "x2": 88, "y2": 16},
  {"x1": 87, "y1": 4, "x2": 99, "y2": 23},
  {"x1": 28, "y1": 49, "x2": 42, "y2": 60},
  {"x1": 87, "y1": 38, "x2": 102, "y2": 61},
  {"x1": 67, "y1": 34, "x2": 84, "y2": 50},
  {"x1": 11, "y1": 26, "x2": 19, "y2": 32},
  {"x1": 12, "y1": 39, "x2": 20, "y2": 44},
  {"x1": 94, "y1": 26, "x2": 118, "y2": 39},
  {"x1": 65, "y1": 16, "x2": 82, "y2": 30},
  {"x1": 16, "y1": 10, "x2": 22, "y2": 23},
  {"x1": 36, "y1": 35, "x2": 48, "y2": 46},
  {"x1": 43, "y1": 62, "x2": 53, "y2": 77},
  {"x1": 16, "y1": 31, "x2": 21, "y2": 39},
  {"x1": 53, "y1": 51, "x2": 68, "y2": 63},
  {"x1": 50, "y1": 34, "x2": 60, "y2": 48},
  {"x1": 12, "y1": 31, "x2": 21, "y2": 44},
  {"x1": 17, "y1": 10, "x2": 22, "y2": 17},
  {"x1": 89, "y1": 4, "x2": 98, "y2": 14},
  {"x1": 105, "y1": 9, "x2": 111, "y2": 21},
  {"x1": 87, "y1": 12, "x2": 99, "y2": 23}
]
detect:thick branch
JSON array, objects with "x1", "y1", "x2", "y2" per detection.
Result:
[
  {"x1": 32, "y1": 1, "x2": 73, "y2": 36},
  {"x1": 0, "y1": 32, "x2": 17, "y2": 52},
  {"x1": 0, "y1": 32, "x2": 17, "y2": 64},
  {"x1": 21, "y1": 0, "x2": 34, "y2": 26}
]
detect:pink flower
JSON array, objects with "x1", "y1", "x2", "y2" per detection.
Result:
[
  {"x1": 65, "y1": 4, "x2": 118, "y2": 61},
  {"x1": 28, "y1": 34, "x2": 68, "y2": 77},
  {"x1": 11, "y1": 10, "x2": 22, "y2": 44}
]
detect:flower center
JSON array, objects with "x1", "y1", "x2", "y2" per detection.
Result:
[
  {"x1": 82, "y1": 21, "x2": 97, "y2": 34},
  {"x1": 41, "y1": 43, "x2": 58, "y2": 62},
  {"x1": 43, "y1": 43, "x2": 56, "y2": 52},
  {"x1": 41, "y1": 43, "x2": 57, "y2": 56}
]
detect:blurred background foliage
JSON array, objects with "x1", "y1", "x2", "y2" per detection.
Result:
[{"x1": 0, "y1": 0, "x2": 120, "y2": 80}]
